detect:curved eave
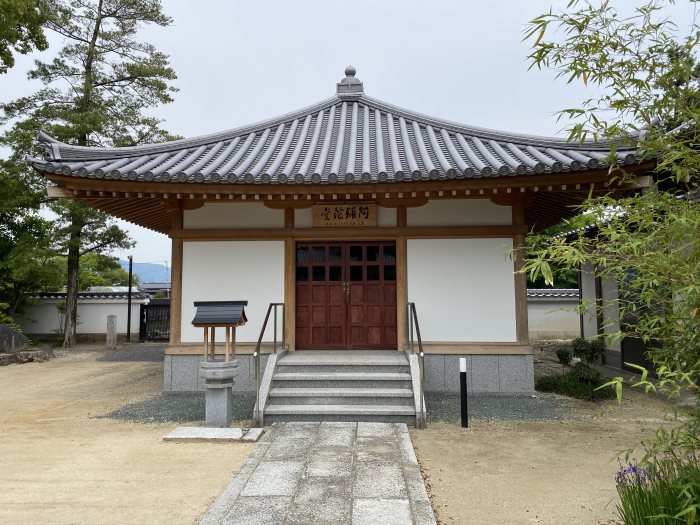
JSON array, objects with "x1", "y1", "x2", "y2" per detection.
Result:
[
  {"x1": 30, "y1": 94, "x2": 640, "y2": 187},
  {"x1": 43, "y1": 161, "x2": 654, "y2": 235}
]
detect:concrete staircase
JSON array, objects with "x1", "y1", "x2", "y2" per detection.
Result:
[{"x1": 262, "y1": 350, "x2": 417, "y2": 425}]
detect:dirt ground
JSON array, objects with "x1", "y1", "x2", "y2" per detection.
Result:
[
  {"x1": 0, "y1": 348, "x2": 253, "y2": 525},
  {"x1": 1, "y1": 346, "x2": 678, "y2": 525},
  {"x1": 411, "y1": 391, "x2": 673, "y2": 525}
]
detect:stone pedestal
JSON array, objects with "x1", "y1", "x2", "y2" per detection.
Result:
[{"x1": 199, "y1": 360, "x2": 239, "y2": 427}]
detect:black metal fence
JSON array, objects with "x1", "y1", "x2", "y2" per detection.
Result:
[{"x1": 139, "y1": 299, "x2": 171, "y2": 342}]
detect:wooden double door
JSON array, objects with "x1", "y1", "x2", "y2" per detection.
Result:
[{"x1": 295, "y1": 241, "x2": 398, "y2": 350}]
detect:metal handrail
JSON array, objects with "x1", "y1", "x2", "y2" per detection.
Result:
[
  {"x1": 406, "y1": 302, "x2": 426, "y2": 429},
  {"x1": 253, "y1": 302, "x2": 285, "y2": 425}
]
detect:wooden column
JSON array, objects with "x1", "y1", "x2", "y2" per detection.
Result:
[
  {"x1": 284, "y1": 207, "x2": 294, "y2": 229},
  {"x1": 396, "y1": 236, "x2": 408, "y2": 351},
  {"x1": 396, "y1": 206, "x2": 407, "y2": 228},
  {"x1": 202, "y1": 326, "x2": 208, "y2": 360},
  {"x1": 512, "y1": 201, "x2": 529, "y2": 344},
  {"x1": 284, "y1": 236, "x2": 296, "y2": 352},
  {"x1": 169, "y1": 208, "x2": 183, "y2": 345}
]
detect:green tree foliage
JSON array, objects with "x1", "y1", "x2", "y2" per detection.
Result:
[
  {"x1": 0, "y1": 0, "x2": 177, "y2": 345},
  {"x1": 0, "y1": 0, "x2": 50, "y2": 73},
  {"x1": 74, "y1": 253, "x2": 136, "y2": 289},
  {"x1": 525, "y1": 0, "x2": 699, "y2": 185},
  {"x1": 524, "y1": 0, "x2": 700, "y2": 514}
]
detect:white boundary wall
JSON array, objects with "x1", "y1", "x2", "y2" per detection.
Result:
[
  {"x1": 407, "y1": 238, "x2": 516, "y2": 342},
  {"x1": 181, "y1": 241, "x2": 285, "y2": 343},
  {"x1": 527, "y1": 297, "x2": 580, "y2": 339},
  {"x1": 19, "y1": 298, "x2": 144, "y2": 336}
]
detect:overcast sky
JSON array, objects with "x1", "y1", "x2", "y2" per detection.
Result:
[{"x1": 2, "y1": 0, "x2": 696, "y2": 276}]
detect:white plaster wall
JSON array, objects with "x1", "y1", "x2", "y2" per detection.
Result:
[
  {"x1": 295, "y1": 208, "x2": 312, "y2": 228},
  {"x1": 407, "y1": 239, "x2": 516, "y2": 342},
  {"x1": 19, "y1": 299, "x2": 144, "y2": 335},
  {"x1": 181, "y1": 241, "x2": 284, "y2": 343},
  {"x1": 294, "y1": 206, "x2": 396, "y2": 228},
  {"x1": 407, "y1": 199, "x2": 511, "y2": 226},
  {"x1": 527, "y1": 299, "x2": 581, "y2": 339},
  {"x1": 377, "y1": 206, "x2": 396, "y2": 227},
  {"x1": 184, "y1": 202, "x2": 284, "y2": 229}
]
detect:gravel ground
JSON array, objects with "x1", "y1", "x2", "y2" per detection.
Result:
[
  {"x1": 103, "y1": 389, "x2": 574, "y2": 424},
  {"x1": 426, "y1": 392, "x2": 579, "y2": 423},
  {"x1": 97, "y1": 343, "x2": 167, "y2": 362},
  {"x1": 101, "y1": 391, "x2": 256, "y2": 423}
]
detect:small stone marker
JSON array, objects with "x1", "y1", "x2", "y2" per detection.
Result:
[
  {"x1": 163, "y1": 427, "x2": 264, "y2": 443},
  {"x1": 106, "y1": 315, "x2": 117, "y2": 349}
]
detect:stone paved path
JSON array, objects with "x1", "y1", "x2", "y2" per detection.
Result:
[{"x1": 199, "y1": 422, "x2": 436, "y2": 525}]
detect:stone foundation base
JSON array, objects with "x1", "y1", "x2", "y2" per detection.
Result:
[
  {"x1": 165, "y1": 354, "x2": 269, "y2": 392},
  {"x1": 424, "y1": 354, "x2": 534, "y2": 394},
  {"x1": 165, "y1": 353, "x2": 533, "y2": 394}
]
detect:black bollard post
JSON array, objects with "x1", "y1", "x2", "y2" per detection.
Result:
[{"x1": 460, "y1": 357, "x2": 469, "y2": 428}]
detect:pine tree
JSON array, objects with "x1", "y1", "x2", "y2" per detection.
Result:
[{"x1": 0, "y1": 0, "x2": 178, "y2": 346}]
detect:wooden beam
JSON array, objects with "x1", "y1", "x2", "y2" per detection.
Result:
[
  {"x1": 170, "y1": 225, "x2": 528, "y2": 241},
  {"x1": 162, "y1": 198, "x2": 204, "y2": 211},
  {"x1": 264, "y1": 200, "x2": 313, "y2": 210},
  {"x1": 46, "y1": 186, "x2": 73, "y2": 198}
]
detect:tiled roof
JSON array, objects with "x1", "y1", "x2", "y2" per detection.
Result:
[
  {"x1": 29, "y1": 67, "x2": 638, "y2": 185},
  {"x1": 527, "y1": 289, "x2": 580, "y2": 298},
  {"x1": 191, "y1": 301, "x2": 248, "y2": 326},
  {"x1": 36, "y1": 291, "x2": 149, "y2": 300}
]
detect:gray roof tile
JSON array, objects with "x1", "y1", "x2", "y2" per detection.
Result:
[{"x1": 29, "y1": 68, "x2": 639, "y2": 184}]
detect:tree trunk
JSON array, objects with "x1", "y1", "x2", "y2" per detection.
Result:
[{"x1": 62, "y1": 230, "x2": 80, "y2": 348}]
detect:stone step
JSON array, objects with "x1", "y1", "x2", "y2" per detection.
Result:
[
  {"x1": 278, "y1": 351, "x2": 407, "y2": 367},
  {"x1": 264, "y1": 413, "x2": 417, "y2": 424},
  {"x1": 264, "y1": 404, "x2": 416, "y2": 424},
  {"x1": 268, "y1": 387, "x2": 415, "y2": 406},
  {"x1": 275, "y1": 364, "x2": 409, "y2": 374},
  {"x1": 272, "y1": 372, "x2": 413, "y2": 390},
  {"x1": 273, "y1": 372, "x2": 412, "y2": 381}
]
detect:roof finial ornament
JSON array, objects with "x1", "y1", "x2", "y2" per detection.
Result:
[{"x1": 337, "y1": 65, "x2": 363, "y2": 98}]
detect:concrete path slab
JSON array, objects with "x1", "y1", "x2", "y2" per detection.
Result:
[
  {"x1": 163, "y1": 427, "x2": 264, "y2": 442},
  {"x1": 199, "y1": 422, "x2": 436, "y2": 525}
]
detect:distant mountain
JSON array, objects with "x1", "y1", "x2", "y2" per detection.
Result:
[{"x1": 119, "y1": 260, "x2": 170, "y2": 284}]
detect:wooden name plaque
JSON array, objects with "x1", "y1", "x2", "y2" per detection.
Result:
[{"x1": 312, "y1": 204, "x2": 377, "y2": 227}]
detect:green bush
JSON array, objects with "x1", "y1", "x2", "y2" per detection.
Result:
[
  {"x1": 572, "y1": 362, "x2": 602, "y2": 383},
  {"x1": 534, "y1": 375, "x2": 561, "y2": 392},
  {"x1": 572, "y1": 337, "x2": 605, "y2": 363},
  {"x1": 535, "y1": 369, "x2": 616, "y2": 400},
  {"x1": 616, "y1": 460, "x2": 700, "y2": 524},
  {"x1": 556, "y1": 348, "x2": 573, "y2": 366}
]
